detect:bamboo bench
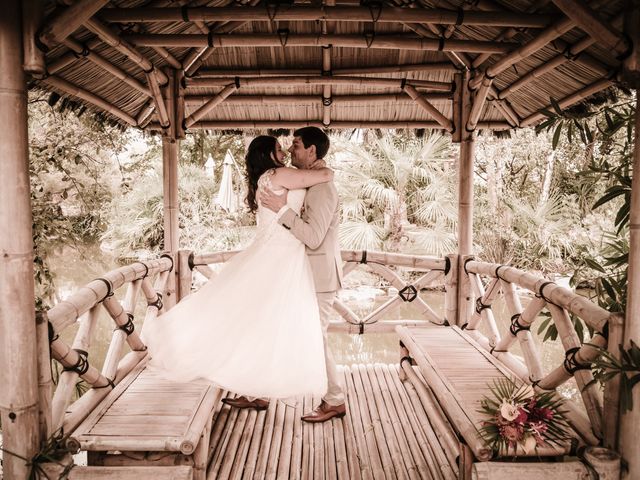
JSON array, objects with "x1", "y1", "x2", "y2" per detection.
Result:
[
  {"x1": 67, "y1": 359, "x2": 222, "y2": 480},
  {"x1": 396, "y1": 325, "x2": 580, "y2": 480}
]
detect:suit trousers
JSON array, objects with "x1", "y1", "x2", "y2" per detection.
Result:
[{"x1": 316, "y1": 291, "x2": 345, "y2": 406}]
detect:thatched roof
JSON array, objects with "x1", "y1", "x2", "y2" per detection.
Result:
[{"x1": 32, "y1": 0, "x2": 630, "y2": 133}]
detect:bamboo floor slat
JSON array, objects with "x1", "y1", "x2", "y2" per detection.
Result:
[{"x1": 206, "y1": 364, "x2": 454, "y2": 480}]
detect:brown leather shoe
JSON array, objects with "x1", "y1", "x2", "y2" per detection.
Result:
[
  {"x1": 221, "y1": 396, "x2": 269, "y2": 411},
  {"x1": 301, "y1": 401, "x2": 346, "y2": 423}
]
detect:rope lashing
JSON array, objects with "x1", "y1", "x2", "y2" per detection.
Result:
[
  {"x1": 138, "y1": 261, "x2": 149, "y2": 279},
  {"x1": 358, "y1": 322, "x2": 365, "y2": 335},
  {"x1": 460, "y1": 322, "x2": 468, "y2": 330},
  {"x1": 360, "y1": 250, "x2": 367, "y2": 264},
  {"x1": 509, "y1": 313, "x2": 530, "y2": 336},
  {"x1": 398, "y1": 285, "x2": 418, "y2": 302},
  {"x1": 536, "y1": 280, "x2": 556, "y2": 304},
  {"x1": 93, "y1": 377, "x2": 116, "y2": 390},
  {"x1": 118, "y1": 313, "x2": 135, "y2": 336},
  {"x1": 277, "y1": 28, "x2": 290, "y2": 47},
  {"x1": 148, "y1": 292, "x2": 163, "y2": 310},
  {"x1": 160, "y1": 253, "x2": 174, "y2": 272},
  {"x1": 95, "y1": 277, "x2": 113, "y2": 302},
  {"x1": 494, "y1": 264, "x2": 507, "y2": 280},
  {"x1": 563, "y1": 347, "x2": 591, "y2": 375},
  {"x1": 63, "y1": 349, "x2": 90, "y2": 376},
  {"x1": 475, "y1": 297, "x2": 490, "y2": 314}
]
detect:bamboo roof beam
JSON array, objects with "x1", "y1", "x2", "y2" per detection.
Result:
[
  {"x1": 41, "y1": 76, "x2": 137, "y2": 127},
  {"x1": 57, "y1": 37, "x2": 152, "y2": 97},
  {"x1": 487, "y1": 91, "x2": 521, "y2": 127},
  {"x1": 469, "y1": 15, "x2": 578, "y2": 90},
  {"x1": 122, "y1": 33, "x2": 518, "y2": 54},
  {"x1": 550, "y1": 0, "x2": 630, "y2": 58},
  {"x1": 403, "y1": 84, "x2": 453, "y2": 131},
  {"x1": 154, "y1": 120, "x2": 511, "y2": 130},
  {"x1": 99, "y1": 6, "x2": 554, "y2": 27},
  {"x1": 184, "y1": 83, "x2": 237, "y2": 128},
  {"x1": 184, "y1": 93, "x2": 452, "y2": 105},
  {"x1": 38, "y1": 0, "x2": 110, "y2": 49},
  {"x1": 152, "y1": 46, "x2": 182, "y2": 69},
  {"x1": 321, "y1": 0, "x2": 335, "y2": 127},
  {"x1": 186, "y1": 75, "x2": 453, "y2": 91},
  {"x1": 498, "y1": 13, "x2": 622, "y2": 99},
  {"x1": 135, "y1": 99, "x2": 155, "y2": 128},
  {"x1": 146, "y1": 70, "x2": 171, "y2": 129},
  {"x1": 466, "y1": 76, "x2": 493, "y2": 130},
  {"x1": 84, "y1": 18, "x2": 169, "y2": 85},
  {"x1": 184, "y1": 21, "x2": 251, "y2": 77},
  {"x1": 520, "y1": 77, "x2": 615, "y2": 127},
  {"x1": 195, "y1": 63, "x2": 459, "y2": 77}
]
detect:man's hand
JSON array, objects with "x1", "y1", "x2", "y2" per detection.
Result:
[
  {"x1": 259, "y1": 187, "x2": 288, "y2": 213},
  {"x1": 309, "y1": 159, "x2": 327, "y2": 170}
]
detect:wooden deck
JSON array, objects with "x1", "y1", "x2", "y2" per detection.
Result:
[{"x1": 207, "y1": 364, "x2": 458, "y2": 480}]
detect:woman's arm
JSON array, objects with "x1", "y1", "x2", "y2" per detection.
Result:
[{"x1": 271, "y1": 166, "x2": 334, "y2": 190}]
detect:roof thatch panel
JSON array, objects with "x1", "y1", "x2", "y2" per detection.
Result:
[{"x1": 32, "y1": 0, "x2": 631, "y2": 132}]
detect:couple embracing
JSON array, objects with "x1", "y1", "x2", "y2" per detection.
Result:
[{"x1": 144, "y1": 127, "x2": 346, "y2": 423}]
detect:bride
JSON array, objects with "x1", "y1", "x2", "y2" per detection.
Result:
[{"x1": 143, "y1": 135, "x2": 333, "y2": 399}]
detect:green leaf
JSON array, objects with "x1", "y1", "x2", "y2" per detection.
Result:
[
  {"x1": 550, "y1": 97, "x2": 563, "y2": 115},
  {"x1": 583, "y1": 257, "x2": 606, "y2": 273},
  {"x1": 552, "y1": 123, "x2": 563, "y2": 150}
]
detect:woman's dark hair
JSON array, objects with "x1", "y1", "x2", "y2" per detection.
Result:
[{"x1": 244, "y1": 135, "x2": 279, "y2": 212}]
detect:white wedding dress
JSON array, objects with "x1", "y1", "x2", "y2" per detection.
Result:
[{"x1": 143, "y1": 169, "x2": 328, "y2": 398}]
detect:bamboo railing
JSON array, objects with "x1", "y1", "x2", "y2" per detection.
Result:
[
  {"x1": 41, "y1": 256, "x2": 174, "y2": 440},
  {"x1": 186, "y1": 249, "x2": 450, "y2": 334},
  {"x1": 461, "y1": 259, "x2": 623, "y2": 448}
]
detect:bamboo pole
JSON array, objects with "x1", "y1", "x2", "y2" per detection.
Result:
[
  {"x1": 184, "y1": 83, "x2": 237, "y2": 128},
  {"x1": 197, "y1": 63, "x2": 458, "y2": 77},
  {"x1": 35, "y1": 312, "x2": 53, "y2": 441},
  {"x1": 41, "y1": 75, "x2": 137, "y2": 126},
  {"x1": 444, "y1": 254, "x2": 458, "y2": 326},
  {"x1": 619, "y1": 91, "x2": 640, "y2": 480},
  {"x1": 177, "y1": 250, "x2": 193, "y2": 302},
  {"x1": 186, "y1": 75, "x2": 452, "y2": 91},
  {"x1": 185, "y1": 93, "x2": 452, "y2": 105},
  {"x1": 404, "y1": 84, "x2": 453, "y2": 131},
  {"x1": 521, "y1": 78, "x2": 616, "y2": 127},
  {"x1": 60, "y1": 37, "x2": 152, "y2": 97},
  {"x1": 466, "y1": 76, "x2": 492, "y2": 131},
  {"x1": 551, "y1": 0, "x2": 630, "y2": 57},
  {"x1": 603, "y1": 313, "x2": 624, "y2": 450},
  {"x1": 466, "y1": 277, "x2": 500, "y2": 331},
  {"x1": 163, "y1": 138, "x2": 179, "y2": 309},
  {"x1": 123, "y1": 33, "x2": 517, "y2": 53},
  {"x1": 153, "y1": 46, "x2": 182, "y2": 69},
  {"x1": 101, "y1": 6, "x2": 553, "y2": 26},
  {"x1": 175, "y1": 69, "x2": 185, "y2": 139},
  {"x1": 0, "y1": 3, "x2": 40, "y2": 475},
  {"x1": 147, "y1": 68, "x2": 171, "y2": 128},
  {"x1": 38, "y1": 0, "x2": 110, "y2": 49},
  {"x1": 84, "y1": 18, "x2": 169, "y2": 85},
  {"x1": 22, "y1": 0, "x2": 46, "y2": 76},
  {"x1": 467, "y1": 273, "x2": 500, "y2": 342}
]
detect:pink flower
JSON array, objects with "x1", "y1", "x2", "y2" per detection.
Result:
[
  {"x1": 515, "y1": 407, "x2": 529, "y2": 424},
  {"x1": 500, "y1": 424, "x2": 524, "y2": 443}
]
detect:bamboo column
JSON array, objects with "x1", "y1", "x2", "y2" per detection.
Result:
[
  {"x1": 0, "y1": 1, "x2": 40, "y2": 477},
  {"x1": 454, "y1": 71, "x2": 475, "y2": 326},
  {"x1": 162, "y1": 136, "x2": 179, "y2": 309},
  {"x1": 619, "y1": 91, "x2": 640, "y2": 480},
  {"x1": 22, "y1": 0, "x2": 46, "y2": 77}
]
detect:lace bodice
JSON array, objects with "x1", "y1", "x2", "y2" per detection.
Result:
[{"x1": 256, "y1": 169, "x2": 306, "y2": 229}]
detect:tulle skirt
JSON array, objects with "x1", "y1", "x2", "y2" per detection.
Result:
[{"x1": 143, "y1": 225, "x2": 328, "y2": 399}]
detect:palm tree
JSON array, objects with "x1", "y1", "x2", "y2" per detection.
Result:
[{"x1": 332, "y1": 133, "x2": 456, "y2": 254}]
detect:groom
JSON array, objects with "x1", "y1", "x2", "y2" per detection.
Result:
[{"x1": 261, "y1": 127, "x2": 346, "y2": 422}]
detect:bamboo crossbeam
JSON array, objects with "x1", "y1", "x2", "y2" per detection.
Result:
[
  {"x1": 465, "y1": 261, "x2": 612, "y2": 332},
  {"x1": 38, "y1": 0, "x2": 110, "y2": 49},
  {"x1": 100, "y1": 6, "x2": 553, "y2": 27},
  {"x1": 466, "y1": 76, "x2": 492, "y2": 131},
  {"x1": 184, "y1": 83, "x2": 237, "y2": 128},
  {"x1": 521, "y1": 77, "x2": 615, "y2": 127},
  {"x1": 146, "y1": 70, "x2": 171, "y2": 128},
  {"x1": 497, "y1": 13, "x2": 621, "y2": 99},
  {"x1": 197, "y1": 62, "x2": 459, "y2": 77},
  {"x1": 123, "y1": 33, "x2": 518, "y2": 53},
  {"x1": 469, "y1": 16, "x2": 577, "y2": 90},
  {"x1": 550, "y1": 0, "x2": 630, "y2": 57},
  {"x1": 466, "y1": 277, "x2": 500, "y2": 331},
  {"x1": 135, "y1": 99, "x2": 155, "y2": 127},
  {"x1": 59, "y1": 37, "x2": 152, "y2": 97},
  {"x1": 184, "y1": 93, "x2": 451, "y2": 106},
  {"x1": 488, "y1": 87, "x2": 521, "y2": 127},
  {"x1": 404, "y1": 84, "x2": 453, "y2": 131},
  {"x1": 152, "y1": 46, "x2": 181, "y2": 69},
  {"x1": 341, "y1": 250, "x2": 447, "y2": 270},
  {"x1": 467, "y1": 273, "x2": 500, "y2": 342},
  {"x1": 102, "y1": 292, "x2": 146, "y2": 353},
  {"x1": 41, "y1": 76, "x2": 137, "y2": 127},
  {"x1": 187, "y1": 75, "x2": 452, "y2": 91},
  {"x1": 84, "y1": 18, "x2": 169, "y2": 85}
]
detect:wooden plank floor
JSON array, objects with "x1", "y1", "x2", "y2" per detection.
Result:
[{"x1": 206, "y1": 364, "x2": 458, "y2": 480}]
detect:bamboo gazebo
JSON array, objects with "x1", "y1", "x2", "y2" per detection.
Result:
[{"x1": 1, "y1": 0, "x2": 640, "y2": 479}]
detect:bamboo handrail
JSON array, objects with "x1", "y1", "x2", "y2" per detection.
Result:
[
  {"x1": 41, "y1": 76, "x2": 137, "y2": 127},
  {"x1": 186, "y1": 75, "x2": 453, "y2": 91},
  {"x1": 122, "y1": 33, "x2": 518, "y2": 53},
  {"x1": 550, "y1": 0, "x2": 630, "y2": 57},
  {"x1": 100, "y1": 6, "x2": 553, "y2": 27},
  {"x1": 38, "y1": 0, "x2": 110, "y2": 49}
]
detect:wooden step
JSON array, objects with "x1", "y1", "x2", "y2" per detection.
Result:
[{"x1": 40, "y1": 465, "x2": 192, "y2": 479}]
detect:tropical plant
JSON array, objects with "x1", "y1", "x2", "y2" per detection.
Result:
[{"x1": 332, "y1": 133, "x2": 455, "y2": 254}]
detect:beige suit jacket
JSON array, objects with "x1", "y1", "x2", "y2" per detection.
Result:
[{"x1": 278, "y1": 181, "x2": 343, "y2": 293}]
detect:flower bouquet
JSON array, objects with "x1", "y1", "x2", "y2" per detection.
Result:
[{"x1": 478, "y1": 378, "x2": 571, "y2": 456}]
